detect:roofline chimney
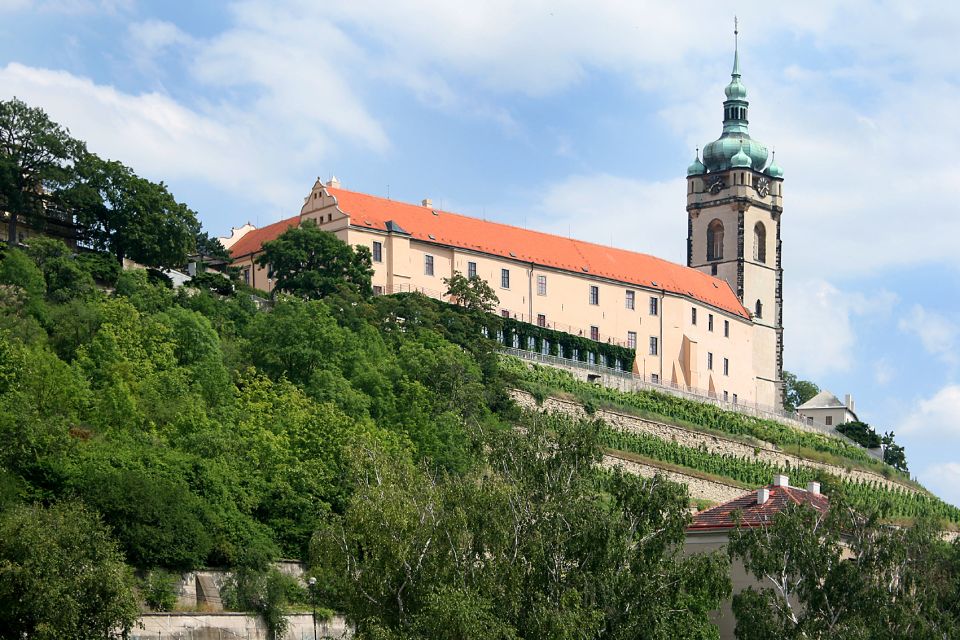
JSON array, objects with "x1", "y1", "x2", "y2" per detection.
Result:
[
  {"x1": 773, "y1": 474, "x2": 789, "y2": 487},
  {"x1": 806, "y1": 481, "x2": 821, "y2": 495},
  {"x1": 845, "y1": 393, "x2": 855, "y2": 412},
  {"x1": 422, "y1": 198, "x2": 432, "y2": 208},
  {"x1": 757, "y1": 487, "x2": 770, "y2": 504}
]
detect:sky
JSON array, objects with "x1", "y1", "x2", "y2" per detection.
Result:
[{"x1": 3, "y1": 0, "x2": 960, "y2": 505}]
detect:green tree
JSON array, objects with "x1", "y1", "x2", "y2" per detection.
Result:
[
  {"x1": 258, "y1": 219, "x2": 373, "y2": 299},
  {"x1": 0, "y1": 97, "x2": 84, "y2": 248},
  {"x1": 312, "y1": 412, "x2": 730, "y2": 639},
  {"x1": 67, "y1": 153, "x2": 198, "y2": 267},
  {"x1": 728, "y1": 500, "x2": 959, "y2": 639},
  {"x1": 443, "y1": 271, "x2": 499, "y2": 313},
  {"x1": 0, "y1": 501, "x2": 139, "y2": 639},
  {"x1": 881, "y1": 431, "x2": 909, "y2": 472},
  {"x1": 781, "y1": 370, "x2": 819, "y2": 413}
]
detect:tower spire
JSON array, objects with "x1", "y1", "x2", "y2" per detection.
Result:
[{"x1": 732, "y1": 16, "x2": 741, "y2": 77}]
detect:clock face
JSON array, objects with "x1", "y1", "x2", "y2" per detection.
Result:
[
  {"x1": 755, "y1": 177, "x2": 770, "y2": 197},
  {"x1": 708, "y1": 176, "x2": 725, "y2": 194}
]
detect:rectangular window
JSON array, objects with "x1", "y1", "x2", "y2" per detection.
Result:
[
  {"x1": 537, "y1": 314, "x2": 546, "y2": 328},
  {"x1": 424, "y1": 254, "x2": 434, "y2": 276},
  {"x1": 649, "y1": 336, "x2": 658, "y2": 356},
  {"x1": 501, "y1": 268, "x2": 510, "y2": 288},
  {"x1": 733, "y1": 393, "x2": 738, "y2": 405},
  {"x1": 627, "y1": 331, "x2": 637, "y2": 349},
  {"x1": 707, "y1": 352, "x2": 713, "y2": 370},
  {"x1": 572, "y1": 347, "x2": 579, "y2": 360},
  {"x1": 587, "y1": 351, "x2": 596, "y2": 365},
  {"x1": 373, "y1": 285, "x2": 383, "y2": 295},
  {"x1": 243, "y1": 267, "x2": 250, "y2": 286},
  {"x1": 649, "y1": 296, "x2": 659, "y2": 316},
  {"x1": 708, "y1": 314, "x2": 714, "y2": 332},
  {"x1": 724, "y1": 319, "x2": 730, "y2": 338},
  {"x1": 590, "y1": 325, "x2": 600, "y2": 341},
  {"x1": 625, "y1": 290, "x2": 635, "y2": 310},
  {"x1": 512, "y1": 333, "x2": 520, "y2": 348},
  {"x1": 691, "y1": 308, "x2": 697, "y2": 325},
  {"x1": 589, "y1": 285, "x2": 599, "y2": 305},
  {"x1": 467, "y1": 261, "x2": 477, "y2": 279},
  {"x1": 501, "y1": 309, "x2": 510, "y2": 318},
  {"x1": 825, "y1": 416, "x2": 833, "y2": 426},
  {"x1": 711, "y1": 263, "x2": 718, "y2": 276},
  {"x1": 723, "y1": 391, "x2": 729, "y2": 402},
  {"x1": 651, "y1": 373, "x2": 659, "y2": 384},
  {"x1": 723, "y1": 357, "x2": 729, "y2": 376},
  {"x1": 372, "y1": 241, "x2": 383, "y2": 263},
  {"x1": 537, "y1": 275, "x2": 547, "y2": 296},
  {"x1": 527, "y1": 336, "x2": 535, "y2": 351}
]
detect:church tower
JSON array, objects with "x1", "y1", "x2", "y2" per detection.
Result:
[{"x1": 686, "y1": 23, "x2": 785, "y2": 409}]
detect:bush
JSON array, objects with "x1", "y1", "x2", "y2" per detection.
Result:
[
  {"x1": 140, "y1": 569, "x2": 181, "y2": 611},
  {"x1": 76, "y1": 251, "x2": 121, "y2": 285}
]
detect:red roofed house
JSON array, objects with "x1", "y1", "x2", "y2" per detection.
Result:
[
  {"x1": 684, "y1": 475, "x2": 829, "y2": 639},
  {"x1": 229, "y1": 42, "x2": 786, "y2": 409}
]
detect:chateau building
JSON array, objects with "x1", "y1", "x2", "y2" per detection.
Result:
[{"x1": 230, "y1": 37, "x2": 786, "y2": 410}]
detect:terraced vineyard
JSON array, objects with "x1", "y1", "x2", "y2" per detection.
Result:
[
  {"x1": 505, "y1": 358, "x2": 960, "y2": 525},
  {"x1": 601, "y1": 428, "x2": 960, "y2": 524}
]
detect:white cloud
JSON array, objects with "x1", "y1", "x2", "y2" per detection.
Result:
[
  {"x1": 898, "y1": 305, "x2": 959, "y2": 366},
  {"x1": 530, "y1": 174, "x2": 686, "y2": 263},
  {"x1": 873, "y1": 357, "x2": 894, "y2": 386},
  {"x1": 899, "y1": 384, "x2": 960, "y2": 438},
  {"x1": 783, "y1": 279, "x2": 897, "y2": 378},
  {"x1": 918, "y1": 462, "x2": 960, "y2": 509}
]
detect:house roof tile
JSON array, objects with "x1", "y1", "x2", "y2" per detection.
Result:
[
  {"x1": 229, "y1": 215, "x2": 300, "y2": 259},
  {"x1": 687, "y1": 483, "x2": 829, "y2": 532},
  {"x1": 328, "y1": 187, "x2": 750, "y2": 318}
]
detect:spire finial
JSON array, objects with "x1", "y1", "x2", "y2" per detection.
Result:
[{"x1": 732, "y1": 17, "x2": 741, "y2": 77}]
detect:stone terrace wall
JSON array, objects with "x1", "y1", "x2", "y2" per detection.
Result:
[
  {"x1": 511, "y1": 390, "x2": 916, "y2": 494},
  {"x1": 134, "y1": 613, "x2": 351, "y2": 640},
  {"x1": 601, "y1": 454, "x2": 747, "y2": 504}
]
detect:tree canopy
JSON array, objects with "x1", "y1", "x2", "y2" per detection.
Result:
[
  {"x1": 0, "y1": 97, "x2": 84, "y2": 247},
  {"x1": 444, "y1": 271, "x2": 499, "y2": 313},
  {"x1": 782, "y1": 370, "x2": 819, "y2": 413},
  {"x1": 258, "y1": 219, "x2": 373, "y2": 299}
]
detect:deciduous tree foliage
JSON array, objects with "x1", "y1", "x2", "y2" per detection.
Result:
[
  {"x1": 0, "y1": 501, "x2": 139, "y2": 640},
  {"x1": 728, "y1": 499, "x2": 960, "y2": 639},
  {"x1": 0, "y1": 97, "x2": 84, "y2": 247},
  {"x1": 782, "y1": 370, "x2": 819, "y2": 413},
  {"x1": 67, "y1": 153, "x2": 198, "y2": 267},
  {"x1": 258, "y1": 219, "x2": 373, "y2": 299},
  {"x1": 444, "y1": 270, "x2": 499, "y2": 313},
  {"x1": 311, "y1": 412, "x2": 731, "y2": 639}
]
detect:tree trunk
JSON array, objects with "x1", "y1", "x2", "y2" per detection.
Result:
[{"x1": 6, "y1": 212, "x2": 16, "y2": 247}]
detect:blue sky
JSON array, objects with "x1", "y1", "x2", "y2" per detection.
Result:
[{"x1": 4, "y1": 0, "x2": 960, "y2": 506}]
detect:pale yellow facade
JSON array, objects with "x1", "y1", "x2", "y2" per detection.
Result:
[{"x1": 233, "y1": 176, "x2": 785, "y2": 410}]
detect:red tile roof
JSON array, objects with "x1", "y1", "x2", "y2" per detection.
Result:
[
  {"x1": 687, "y1": 484, "x2": 829, "y2": 532},
  {"x1": 329, "y1": 188, "x2": 749, "y2": 318},
  {"x1": 229, "y1": 215, "x2": 300, "y2": 259},
  {"x1": 228, "y1": 186, "x2": 750, "y2": 318}
]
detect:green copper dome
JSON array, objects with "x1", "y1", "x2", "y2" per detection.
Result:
[
  {"x1": 699, "y1": 26, "x2": 773, "y2": 174},
  {"x1": 731, "y1": 142, "x2": 752, "y2": 168},
  {"x1": 687, "y1": 150, "x2": 706, "y2": 176},
  {"x1": 766, "y1": 151, "x2": 783, "y2": 178}
]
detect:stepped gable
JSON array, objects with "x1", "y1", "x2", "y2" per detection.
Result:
[
  {"x1": 687, "y1": 481, "x2": 829, "y2": 532},
  {"x1": 329, "y1": 187, "x2": 750, "y2": 319},
  {"x1": 229, "y1": 215, "x2": 300, "y2": 259}
]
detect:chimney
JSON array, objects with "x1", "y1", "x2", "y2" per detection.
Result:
[
  {"x1": 327, "y1": 175, "x2": 341, "y2": 188},
  {"x1": 422, "y1": 198, "x2": 433, "y2": 208},
  {"x1": 806, "y1": 481, "x2": 821, "y2": 495},
  {"x1": 757, "y1": 487, "x2": 770, "y2": 505},
  {"x1": 845, "y1": 394, "x2": 855, "y2": 412},
  {"x1": 773, "y1": 474, "x2": 789, "y2": 487}
]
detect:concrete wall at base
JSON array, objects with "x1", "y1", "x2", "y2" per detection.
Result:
[{"x1": 134, "y1": 613, "x2": 352, "y2": 640}]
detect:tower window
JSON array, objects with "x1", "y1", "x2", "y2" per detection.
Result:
[
  {"x1": 724, "y1": 319, "x2": 730, "y2": 337},
  {"x1": 754, "y1": 222, "x2": 767, "y2": 263},
  {"x1": 708, "y1": 314, "x2": 714, "y2": 332},
  {"x1": 691, "y1": 308, "x2": 697, "y2": 325},
  {"x1": 707, "y1": 219, "x2": 724, "y2": 261},
  {"x1": 755, "y1": 300, "x2": 763, "y2": 319}
]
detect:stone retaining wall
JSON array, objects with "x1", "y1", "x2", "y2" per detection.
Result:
[
  {"x1": 511, "y1": 390, "x2": 915, "y2": 494},
  {"x1": 601, "y1": 454, "x2": 747, "y2": 504},
  {"x1": 134, "y1": 613, "x2": 351, "y2": 640}
]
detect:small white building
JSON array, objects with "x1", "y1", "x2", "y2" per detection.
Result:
[{"x1": 797, "y1": 391, "x2": 858, "y2": 428}]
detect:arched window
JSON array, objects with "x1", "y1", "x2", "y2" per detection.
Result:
[
  {"x1": 707, "y1": 219, "x2": 724, "y2": 261},
  {"x1": 755, "y1": 299, "x2": 763, "y2": 319},
  {"x1": 753, "y1": 222, "x2": 767, "y2": 263}
]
